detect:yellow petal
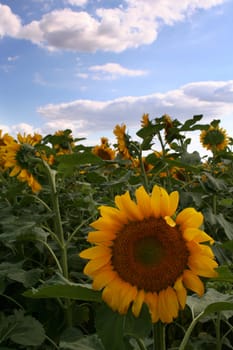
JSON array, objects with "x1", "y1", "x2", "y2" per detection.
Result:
[
  {"x1": 188, "y1": 254, "x2": 218, "y2": 278},
  {"x1": 115, "y1": 191, "x2": 143, "y2": 221},
  {"x1": 9, "y1": 165, "x2": 21, "y2": 177},
  {"x1": 135, "y1": 186, "x2": 152, "y2": 218},
  {"x1": 79, "y1": 245, "x2": 111, "y2": 259},
  {"x1": 168, "y1": 191, "x2": 179, "y2": 216},
  {"x1": 182, "y1": 269, "x2": 204, "y2": 296},
  {"x1": 102, "y1": 279, "x2": 124, "y2": 312},
  {"x1": 145, "y1": 292, "x2": 159, "y2": 323},
  {"x1": 99, "y1": 206, "x2": 127, "y2": 224},
  {"x1": 132, "y1": 289, "x2": 145, "y2": 318},
  {"x1": 87, "y1": 230, "x2": 116, "y2": 243},
  {"x1": 92, "y1": 268, "x2": 117, "y2": 290},
  {"x1": 183, "y1": 228, "x2": 214, "y2": 245},
  {"x1": 165, "y1": 287, "x2": 179, "y2": 319},
  {"x1": 91, "y1": 217, "x2": 122, "y2": 231},
  {"x1": 158, "y1": 289, "x2": 173, "y2": 323},
  {"x1": 159, "y1": 187, "x2": 170, "y2": 217},
  {"x1": 174, "y1": 277, "x2": 187, "y2": 309},
  {"x1": 176, "y1": 208, "x2": 203, "y2": 230},
  {"x1": 83, "y1": 255, "x2": 111, "y2": 276},
  {"x1": 151, "y1": 185, "x2": 161, "y2": 218},
  {"x1": 118, "y1": 283, "x2": 138, "y2": 314}
]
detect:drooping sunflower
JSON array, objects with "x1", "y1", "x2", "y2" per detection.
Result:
[
  {"x1": 92, "y1": 137, "x2": 116, "y2": 160},
  {"x1": 80, "y1": 185, "x2": 218, "y2": 324},
  {"x1": 200, "y1": 124, "x2": 228, "y2": 151},
  {"x1": 113, "y1": 124, "x2": 132, "y2": 160},
  {"x1": 53, "y1": 130, "x2": 75, "y2": 155},
  {"x1": 3, "y1": 133, "x2": 42, "y2": 192},
  {"x1": 140, "y1": 113, "x2": 150, "y2": 128}
]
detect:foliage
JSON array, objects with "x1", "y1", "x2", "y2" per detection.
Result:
[{"x1": 0, "y1": 116, "x2": 233, "y2": 349}]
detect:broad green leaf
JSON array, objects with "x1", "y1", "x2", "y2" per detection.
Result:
[
  {"x1": 187, "y1": 288, "x2": 233, "y2": 320},
  {"x1": 0, "y1": 310, "x2": 45, "y2": 347},
  {"x1": 124, "y1": 305, "x2": 151, "y2": 339},
  {"x1": 60, "y1": 328, "x2": 104, "y2": 350},
  {"x1": 57, "y1": 153, "x2": 103, "y2": 174},
  {"x1": 216, "y1": 214, "x2": 233, "y2": 240},
  {"x1": 23, "y1": 283, "x2": 102, "y2": 302},
  {"x1": 95, "y1": 304, "x2": 133, "y2": 350},
  {"x1": 210, "y1": 265, "x2": 233, "y2": 283}
]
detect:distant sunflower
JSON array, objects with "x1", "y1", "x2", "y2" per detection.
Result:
[
  {"x1": 0, "y1": 130, "x2": 14, "y2": 169},
  {"x1": 53, "y1": 130, "x2": 75, "y2": 155},
  {"x1": 141, "y1": 113, "x2": 150, "y2": 127},
  {"x1": 92, "y1": 137, "x2": 115, "y2": 160},
  {"x1": 113, "y1": 124, "x2": 132, "y2": 160},
  {"x1": 200, "y1": 125, "x2": 228, "y2": 151},
  {"x1": 80, "y1": 185, "x2": 218, "y2": 324},
  {"x1": 4, "y1": 133, "x2": 42, "y2": 192}
]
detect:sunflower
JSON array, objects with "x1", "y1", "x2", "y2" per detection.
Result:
[
  {"x1": 113, "y1": 124, "x2": 132, "y2": 160},
  {"x1": 53, "y1": 130, "x2": 75, "y2": 155},
  {"x1": 80, "y1": 185, "x2": 218, "y2": 324},
  {"x1": 92, "y1": 137, "x2": 116, "y2": 160},
  {"x1": 3, "y1": 133, "x2": 42, "y2": 192},
  {"x1": 200, "y1": 125, "x2": 228, "y2": 151},
  {"x1": 0, "y1": 130, "x2": 14, "y2": 169},
  {"x1": 141, "y1": 113, "x2": 150, "y2": 127}
]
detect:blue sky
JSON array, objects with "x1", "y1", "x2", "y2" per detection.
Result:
[{"x1": 0, "y1": 0, "x2": 233, "y2": 152}]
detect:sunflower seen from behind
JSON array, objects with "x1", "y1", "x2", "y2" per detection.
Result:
[
  {"x1": 80, "y1": 185, "x2": 218, "y2": 324},
  {"x1": 200, "y1": 122, "x2": 228, "y2": 152}
]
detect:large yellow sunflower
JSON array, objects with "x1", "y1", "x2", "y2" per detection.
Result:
[
  {"x1": 200, "y1": 125, "x2": 228, "y2": 151},
  {"x1": 3, "y1": 133, "x2": 42, "y2": 192},
  {"x1": 80, "y1": 185, "x2": 218, "y2": 324}
]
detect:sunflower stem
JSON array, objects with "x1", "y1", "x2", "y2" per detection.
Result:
[
  {"x1": 42, "y1": 160, "x2": 72, "y2": 327},
  {"x1": 153, "y1": 321, "x2": 166, "y2": 350}
]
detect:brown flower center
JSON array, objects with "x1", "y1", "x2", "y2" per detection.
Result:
[{"x1": 111, "y1": 217, "x2": 189, "y2": 292}]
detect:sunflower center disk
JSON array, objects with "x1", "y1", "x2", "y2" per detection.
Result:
[
  {"x1": 134, "y1": 237, "x2": 163, "y2": 266},
  {"x1": 111, "y1": 217, "x2": 189, "y2": 293}
]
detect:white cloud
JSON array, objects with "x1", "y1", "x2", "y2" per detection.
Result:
[
  {"x1": 0, "y1": 1, "x2": 227, "y2": 52},
  {"x1": 7, "y1": 55, "x2": 19, "y2": 62},
  {"x1": 65, "y1": 0, "x2": 88, "y2": 7},
  {"x1": 0, "y1": 4, "x2": 21, "y2": 37},
  {"x1": 89, "y1": 63, "x2": 148, "y2": 80},
  {"x1": 37, "y1": 80, "x2": 233, "y2": 136}
]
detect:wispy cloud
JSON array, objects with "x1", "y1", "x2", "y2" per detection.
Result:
[
  {"x1": 37, "y1": 80, "x2": 233, "y2": 136},
  {"x1": 7, "y1": 55, "x2": 19, "y2": 62},
  {"x1": 89, "y1": 63, "x2": 148, "y2": 80},
  {"x1": 0, "y1": 1, "x2": 227, "y2": 52}
]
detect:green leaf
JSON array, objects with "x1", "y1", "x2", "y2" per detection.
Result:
[
  {"x1": 57, "y1": 153, "x2": 103, "y2": 174},
  {"x1": 23, "y1": 283, "x2": 102, "y2": 302},
  {"x1": 216, "y1": 214, "x2": 233, "y2": 240},
  {"x1": 95, "y1": 304, "x2": 133, "y2": 350},
  {"x1": 187, "y1": 288, "x2": 233, "y2": 320},
  {"x1": 124, "y1": 305, "x2": 151, "y2": 339},
  {"x1": 210, "y1": 265, "x2": 233, "y2": 283},
  {"x1": 0, "y1": 310, "x2": 45, "y2": 347},
  {"x1": 60, "y1": 328, "x2": 104, "y2": 350}
]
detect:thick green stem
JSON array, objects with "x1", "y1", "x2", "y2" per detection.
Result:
[
  {"x1": 42, "y1": 160, "x2": 72, "y2": 327},
  {"x1": 153, "y1": 322, "x2": 166, "y2": 350}
]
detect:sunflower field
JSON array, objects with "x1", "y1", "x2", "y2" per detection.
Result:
[{"x1": 0, "y1": 114, "x2": 233, "y2": 350}]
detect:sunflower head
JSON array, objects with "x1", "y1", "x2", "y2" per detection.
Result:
[
  {"x1": 113, "y1": 124, "x2": 132, "y2": 160},
  {"x1": 92, "y1": 138, "x2": 116, "y2": 160},
  {"x1": 200, "y1": 122, "x2": 228, "y2": 152},
  {"x1": 53, "y1": 130, "x2": 75, "y2": 154},
  {"x1": 141, "y1": 113, "x2": 150, "y2": 128},
  {"x1": 3, "y1": 133, "x2": 42, "y2": 192},
  {"x1": 80, "y1": 185, "x2": 218, "y2": 324}
]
